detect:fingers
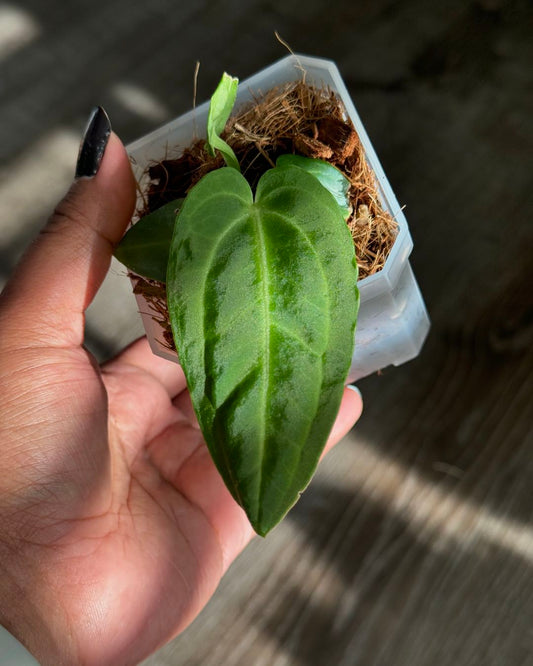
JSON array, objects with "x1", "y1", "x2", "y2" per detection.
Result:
[
  {"x1": 170, "y1": 385, "x2": 363, "y2": 572},
  {"x1": 153, "y1": 433, "x2": 254, "y2": 573},
  {"x1": 324, "y1": 385, "x2": 363, "y2": 455},
  {"x1": 103, "y1": 337, "x2": 187, "y2": 399},
  {"x1": 0, "y1": 124, "x2": 136, "y2": 349},
  {"x1": 151, "y1": 383, "x2": 363, "y2": 578}
]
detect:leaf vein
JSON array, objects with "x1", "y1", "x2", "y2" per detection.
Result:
[
  {"x1": 258, "y1": 208, "x2": 330, "y2": 298},
  {"x1": 187, "y1": 190, "x2": 250, "y2": 215},
  {"x1": 271, "y1": 321, "x2": 323, "y2": 357}
]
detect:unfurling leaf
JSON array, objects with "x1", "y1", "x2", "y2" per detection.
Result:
[
  {"x1": 206, "y1": 73, "x2": 240, "y2": 171},
  {"x1": 167, "y1": 165, "x2": 358, "y2": 536},
  {"x1": 114, "y1": 199, "x2": 182, "y2": 282}
]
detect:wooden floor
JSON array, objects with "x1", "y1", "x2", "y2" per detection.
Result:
[{"x1": 1, "y1": 1, "x2": 532, "y2": 664}]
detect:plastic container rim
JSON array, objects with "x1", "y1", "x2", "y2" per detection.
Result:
[{"x1": 126, "y1": 53, "x2": 412, "y2": 296}]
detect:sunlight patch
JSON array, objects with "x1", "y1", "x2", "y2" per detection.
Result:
[{"x1": 0, "y1": 4, "x2": 40, "y2": 61}]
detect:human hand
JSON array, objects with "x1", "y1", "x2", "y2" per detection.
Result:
[{"x1": 0, "y1": 108, "x2": 363, "y2": 665}]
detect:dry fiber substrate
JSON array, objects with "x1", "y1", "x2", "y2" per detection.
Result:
[{"x1": 132, "y1": 80, "x2": 398, "y2": 351}]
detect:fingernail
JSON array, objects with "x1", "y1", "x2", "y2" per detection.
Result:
[
  {"x1": 75, "y1": 106, "x2": 111, "y2": 179},
  {"x1": 346, "y1": 384, "x2": 363, "y2": 401}
]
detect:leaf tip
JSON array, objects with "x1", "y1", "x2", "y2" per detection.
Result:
[
  {"x1": 251, "y1": 522, "x2": 272, "y2": 538},
  {"x1": 221, "y1": 71, "x2": 239, "y2": 87}
]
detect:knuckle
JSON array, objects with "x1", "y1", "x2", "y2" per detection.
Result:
[{"x1": 48, "y1": 190, "x2": 93, "y2": 236}]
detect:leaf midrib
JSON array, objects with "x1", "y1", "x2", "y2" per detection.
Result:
[
  {"x1": 255, "y1": 207, "x2": 331, "y2": 524},
  {"x1": 251, "y1": 206, "x2": 271, "y2": 524}
]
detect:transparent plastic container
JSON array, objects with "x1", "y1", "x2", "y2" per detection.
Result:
[{"x1": 127, "y1": 54, "x2": 430, "y2": 382}]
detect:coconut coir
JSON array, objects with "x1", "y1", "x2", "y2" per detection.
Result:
[{"x1": 131, "y1": 80, "x2": 398, "y2": 352}]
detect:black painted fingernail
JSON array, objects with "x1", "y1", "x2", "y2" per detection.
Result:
[{"x1": 75, "y1": 106, "x2": 111, "y2": 179}]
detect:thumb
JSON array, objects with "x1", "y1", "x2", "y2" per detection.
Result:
[{"x1": 0, "y1": 107, "x2": 136, "y2": 348}]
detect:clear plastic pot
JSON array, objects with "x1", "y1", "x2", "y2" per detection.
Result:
[{"x1": 126, "y1": 54, "x2": 430, "y2": 381}]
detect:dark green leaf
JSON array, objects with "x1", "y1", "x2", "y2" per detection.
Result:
[
  {"x1": 114, "y1": 199, "x2": 182, "y2": 282},
  {"x1": 276, "y1": 154, "x2": 352, "y2": 219},
  {"x1": 167, "y1": 165, "x2": 358, "y2": 536},
  {"x1": 206, "y1": 73, "x2": 240, "y2": 171}
]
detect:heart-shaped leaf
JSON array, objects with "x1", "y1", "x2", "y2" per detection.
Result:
[
  {"x1": 167, "y1": 165, "x2": 358, "y2": 535},
  {"x1": 114, "y1": 199, "x2": 182, "y2": 281}
]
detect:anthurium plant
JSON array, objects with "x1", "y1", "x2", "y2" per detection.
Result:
[{"x1": 114, "y1": 73, "x2": 359, "y2": 536}]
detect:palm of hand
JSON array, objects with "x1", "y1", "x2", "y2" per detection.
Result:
[
  {"x1": 1, "y1": 339, "x2": 251, "y2": 665},
  {"x1": 0, "y1": 134, "x2": 361, "y2": 665}
]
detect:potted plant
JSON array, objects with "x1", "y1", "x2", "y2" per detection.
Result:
[{"x1": 113, "y1": 54, "x2": 430, "y2": 536}]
